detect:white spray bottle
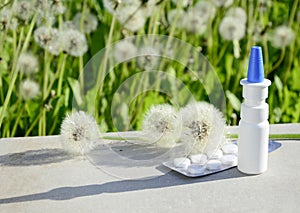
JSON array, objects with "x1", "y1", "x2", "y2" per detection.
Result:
[{"x1": 238, "y1": 46, "x2": 271, "y2": 174}]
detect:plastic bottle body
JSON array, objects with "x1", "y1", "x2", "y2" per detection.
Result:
[{"x1": 238, "y1": 119, "x2": 269, "y2": 174}]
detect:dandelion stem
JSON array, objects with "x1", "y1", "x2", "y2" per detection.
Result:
[
  {"x1": 288, "y1": 0, "x2": 299, "y2": 27},
  {"x1": 11, "y1": 100, "x2": 25, "y2": 137},
  {"x1": 46, "y1": 54, "x2": 62, "y2": 96},
  {"x1": 57, "y1": 54, "x2": 67, "y2": 96},
  {"x1": 262, "y1": 35, "x2": 269, "y2": 73},
  {"x1": 269, "y1": 48, "x2": 286, "y2": 75},
  {"x1": 25, "y1": 110, "x2": 43, "y2": 137},
  {"x1": 20, "y1": 14, "x2": 37, "y2": 54},
  {"x1": 162, "y1": 2, "x2": 183, "y2": 62},
  {"x1": 49, "y1": 114, "x2": 59, "y2": 135},
  {"x1": 79, "y1": 56, "x2": 84, "y2": 92},
  {"x1": 284, "y1": 40, "x2": 295, "y2": 83},
  {"x1": 42, "y1": 109, "x2": 46, "y2": 136},
  {"x1": 0, "y1": 26, "x2": 25, "y2": 128},
  {"x1": 40, "y1": 51, "x2": 52, "y2": 136},
  {"x1": 96, "y1": 15, "x2": 116, "y2": 96},
  {"x1": 90, "y1": 0, "x2": 104, "y2": 22},
  {"x1": 215, "y1": 43, "x2": 229, "y2": 66}
]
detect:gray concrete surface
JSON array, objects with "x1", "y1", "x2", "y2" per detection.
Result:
[{"x1": 0, "y1": 124, "x2": 299, "y2": 212}]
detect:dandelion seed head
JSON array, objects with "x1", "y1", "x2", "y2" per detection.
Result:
[
  {"x1": 167, "y1": 9, "x2": 186, "y2": 30},
  {"x1": 271, "y1": 25, "x2": 295, "y2": 48},
  {"x1": 34, "y1": 0, "x2": 50, "y2": 12},
  {"x1": 19, "y1": 79, "x2": 40, "y2": 100},
  {"x1": 34, "y1": 0, "x2": 65, "y2": 15},
  {"x1": 60, "y1": 111, "x2": 100, "y2": 155},
  {"x1": 103, "y1": 0, "x2": 123, "y2": 14},
  {"x1": 73, "y1": 12, "x2": 98, "y2": 34},
  {"x1": 194, "y1": 1, "x2": 216, "y2": 21},
  {"x1": 51, "y1": 0, "x2": 66, "y2": 15},
  {"x1": 61, "y1": 29, "x2": 88, "y2": 57},
  {"x1": 103, "y1": 0, "x2": 140, "y2": 14},
  {"x1": 17, "y1": 53, "x2": 39, "y2": 75},
  {"x1": 34, "y1": 26, "x2": 62, "y2": 55},
  {"x1": 113, "y1": 40, "x2": 137, "y2": 63},
  {"x1": 137, "y1": 46, "x2": 160, "y2": 71},
  {"x1": 62, "y1": 21, "x2": 76, "y2": 30},
  {"x1": 0, "y1": 8, "x2": 18, "y2": 30},
  {"x1": 259, "y1": 0, "x2": 272, "y2": 13},
  {"x1": 226, "y1": 7, "x2": 247, "y2": 24},
  {"x1": 0, "y1": 9, "x2": 10, "y2": 28},
  {"x1": 171, "y1": 0, "x2": 192, "y2": 8},
  {"x1": 253, "y1": 23, "x2": 263, "y2": 42},
  {"x1": 116, "y1": 5, "x2": 146, "y2": 32},
  {"x1": 184, "y1": 8, "x2": 207, "y2": 35},
  {"x1": 142, "y1": 104, "x2": 181, "y2": 148},
  {"x1": 219, "y1": 16, "x2": 245, "y2": 41},
  {"x1": 141, "y1": 0, "x2": 158, "y2": 17},
  {"x1": 213, "y1": 0, "x2": 233, "y2": 8},
  {"x1": 13, "y1": 0, "x2": 33, "y2": 22},
  {"x1": 180, "y1": 102, "x2": 226, "y2": 154}
]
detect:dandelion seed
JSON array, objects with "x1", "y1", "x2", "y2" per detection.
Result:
[
  {"x1": 19, "y1": 79, "x2": 40, "y2": 100},
  {"x1": 180, "y1": 102, "x2": 226, "y2": 155},
  {"x1": 270, "y1": 25, "x2": 295, "y2": 49},
  {"x1": 116, "y1": 5, "x2": 146, "y2": 32},
  {"x1": 226, "y1": 7, "x2": 247, "y2": 24},
  {"x1": 73, "y1": 12, "x2": 98, "y2": 34},
  {"x1": 113, "y1": 40, "x2": 137, "y2": 63},
  {"x1": 194, "y1": 1, "x2": 216, "y2": 21},
  {"x1": 137, "y1": 46, "x2": 160, "y2": 71},
  {"x1": 34, "y1": 26, "x2": 62, "y2": 55},
  {"x1": 13, "y1": 0, "x2": 34, "y2": 22},
  {"x1": 212, "y1": 0, "x2": 233, "y2": 8},
  {"x1": 17, "y1": 53, "x2": 39, "y2": 75},
  {"x1": 60, "y1": 111, "x2": 100, "y2": 155},
  {"x1": 61, "y1": 29, "x2": 88, "y2": 57},
  {"x1": 142, "y1": 104, "x2": 181, "y2": 148},
  {"x1": 219, "y1": 16, "x2": 245, "y2": 41}
]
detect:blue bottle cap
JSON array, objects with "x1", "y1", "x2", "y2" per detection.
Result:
[{"x1": 247, "y1": 46, "x2": 264, "y2": 83}]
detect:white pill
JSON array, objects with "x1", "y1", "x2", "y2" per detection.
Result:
[
  {"x1": 187, "y1": 164, "x2": 205, "y2": 175},
  {"x1": 206, "y1": 160, "x2": 222, "y2": 171},
  {"x1": 173, "y1": 157, "x2": 191, "y2": 168},
  {"x1": 206, "y1": 149, "x2": 223, "y2": 160},
  {"x1": 189, "y1": 154, "x2": 207, "y2": 165},
  {"x1": 222, "y1": 143, "x2": 238, "y2": 154},
  {"x1": 221, "y1": 154, "x2": 238, "y2": 166}
]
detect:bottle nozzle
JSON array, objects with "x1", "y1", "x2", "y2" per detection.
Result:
[{"x1": 247, "y1": 46, "x2": 264, "y2": 83}]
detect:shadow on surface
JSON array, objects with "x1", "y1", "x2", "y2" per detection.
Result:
[
  {"x1": 87, "y1": 142, "x2": 186, "y2": 168},
  {"x1": 0, "y1": 167, "x2": 247, "y2": 204},
  {"x1": 0, "y1": 149, "x2": 73, "y2": 166}
]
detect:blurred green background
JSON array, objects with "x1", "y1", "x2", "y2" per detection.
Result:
[{"x1": 0, "y1": 0, "x2": 299, "y2": 137}]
